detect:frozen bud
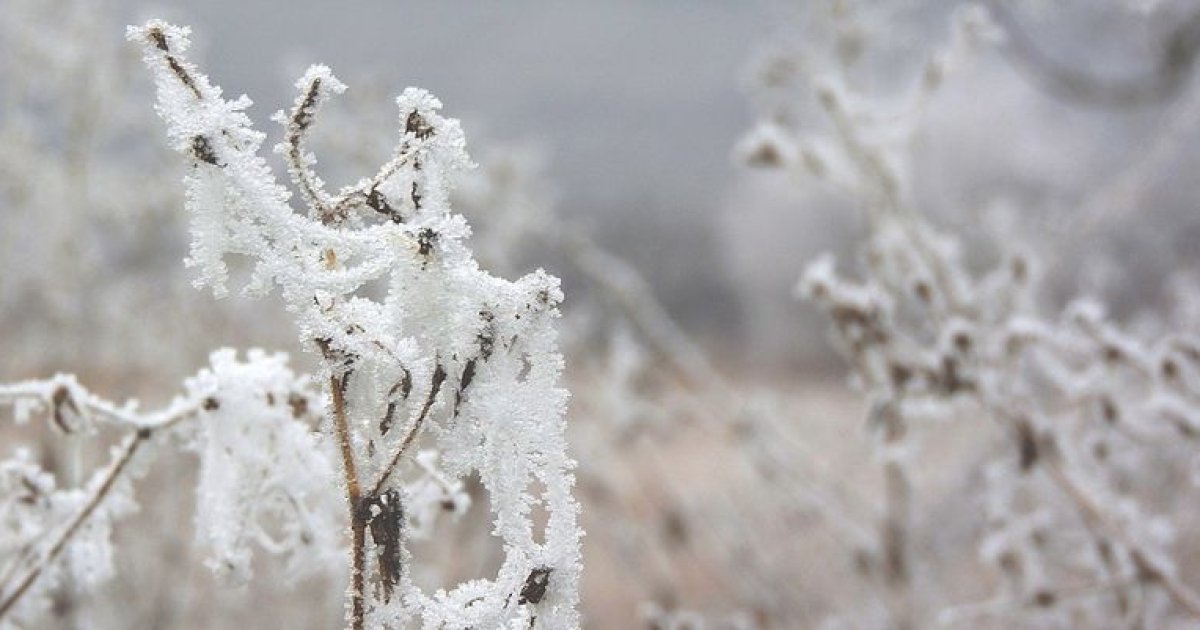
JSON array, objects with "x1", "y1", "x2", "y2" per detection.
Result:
[{"x1": 797, "y1": 253, "x2": 838, "y2": 300}]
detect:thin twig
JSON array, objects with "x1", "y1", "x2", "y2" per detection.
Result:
[
  {"x1": 370, "y1": 364, "x2": 445, "y2": 498},
  {"x1": 976, "y1": 392, "x2": 1200, "y2": 619},
  {"x1": 0, "y1": 386, "x2": 200, "y2": 622},
  {"x1": 283, "y1": 73, "x2": 335, "y2": 220},
  {"x1": 1041, "y1": 456, "x2": 1200, "y2": 618},
  {"x1": 0, "y1": 430, "x2": 145, "y2": 621}
]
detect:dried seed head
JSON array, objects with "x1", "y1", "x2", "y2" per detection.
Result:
[
  {"x1": 405, "y1": 111, "x2": 434, "y2": 139},
  {"x1": 363, "y1": 490, "x2": 405, "y2": 602},
  {"x1": 191, "y1": 135, "x2": 219, "y2": 166},
  {"x1": 417, "y1": 228, "x2": 438, "y2": 258},
  {"x1": 519, "y1": 566, "x2": 553, "y2": 605}
]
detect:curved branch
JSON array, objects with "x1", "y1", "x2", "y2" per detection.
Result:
[
  {"x1": 280, "y1": 67, "x2": 343, "y2": 223},
  {"x1": 988, "y1": 0, "x2": 1200, "y2": 108}
]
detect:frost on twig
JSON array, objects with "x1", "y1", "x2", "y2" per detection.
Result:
[
  {"x1": 129, "y1": 20, "x2": 581, "y2": 628},
  {"x1": 0, "y1": 349, "x2": 323, "y2": 628}
]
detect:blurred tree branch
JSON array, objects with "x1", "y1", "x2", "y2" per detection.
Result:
[{"x1": 988, "y1": 0, "x2": 1200, "y2": 107}]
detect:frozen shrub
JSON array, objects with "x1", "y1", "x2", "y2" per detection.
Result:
[
  {"x1": 0, "y1": 19, "x2": 581, "y2": 630},
  {"x1": 741, "y1": 2, "x2": 1200, "y2": 627},
  {"x1": 127, "y1": 20, "x2": 581, "y2": 629}
]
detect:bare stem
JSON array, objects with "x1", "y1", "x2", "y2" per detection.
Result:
[
  {"x1": 370, "y1": 364, "x2": 445, "y2": 497},
  {"x1": 882, "y1": 459, "x2": 913, "y2": 630},
  {"x1": 329, "y1": 373, "x2": 366, "y2": 630}
]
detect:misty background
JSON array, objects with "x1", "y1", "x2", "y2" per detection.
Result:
[
  {"x1": 8, "y1": 2, "x2": 1200, "y2": 627},
  {"x1": 34, "y1": 0, "x2": 1200, "y2": 366}
]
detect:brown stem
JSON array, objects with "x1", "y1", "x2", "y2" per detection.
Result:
[
  {"x1": 331, "y1": 142, "x2": 417, "y2": 219},
  {"x1": 882, "y1": 459, "x2": 913, "y2": 630},
  {"x1": 370, "y1": 363, "x2": 445, "y2": 498},
  {"x1": 330, "y1": 373, "x2": 366, "y2": 630}
]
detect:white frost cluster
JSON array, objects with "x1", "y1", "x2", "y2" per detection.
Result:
[{"x1": 182, "y1": 348, "x2": 338, "y2": 584}]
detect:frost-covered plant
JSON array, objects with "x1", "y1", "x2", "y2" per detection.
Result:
[
  {"x1": 743, "y1": 2, "x2": 1200, "y2": 628},
  {"x1": 0, "y1": 349, "x2": 326, "y2": 628},
  {"x1": 128, "y1": 21, "x2": 581, "y2": 629}
]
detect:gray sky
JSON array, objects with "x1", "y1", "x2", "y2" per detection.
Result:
[{"x1": 114, "y1": 1, "x2": 770, "y2": 219}]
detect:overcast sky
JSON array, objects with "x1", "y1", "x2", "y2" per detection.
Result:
[{"x1": 112, "y1": 1, "x2": 771, "y2": 221}]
